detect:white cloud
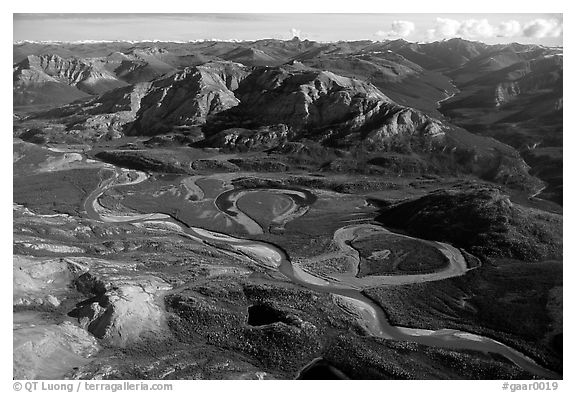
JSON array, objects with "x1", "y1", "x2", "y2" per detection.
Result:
[
  {"x1": 426, "y1": 28, "x2": 437, "y2": 42},
  {"x1": 391, "y1": 20, "x2": 416, "y2": 36},
  {"x1": 428, "y1": 18, "x2": 493, "y2": 39},
  {"x1": 376, "y1": 20, "x2": 415, "y2": 38},
  {"x1": 497, "y1": 20, "x2": 522, "y2": 37},
  {"x1": 522, "y1": 19, "x2": 563, "y2": 38},
  {"x1": 459, "y1": 19, "x2": 494, "y2": 38},
  {"x1": 426, "y1": 17, "x2": 562, "y2": 41},
  {"x1": 290, "y1": 28, "x2": 301, "y2": 38},
  {"x1": 435, "y1": 18, "x2": 460, "y2": 37}
]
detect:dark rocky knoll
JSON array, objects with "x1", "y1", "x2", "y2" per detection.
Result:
[{"x1": 376, "y1": 187, "x2": 562, "y2": 262}]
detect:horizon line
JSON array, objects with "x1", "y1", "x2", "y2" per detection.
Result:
[{"x1": 13, "y1": 38, "x2": 564, "y2": 48}]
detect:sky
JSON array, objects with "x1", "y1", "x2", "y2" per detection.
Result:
[{"x1": 13, "y1": 13, "x2": 563, "y2": 46}]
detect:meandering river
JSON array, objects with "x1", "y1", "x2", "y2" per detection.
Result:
[{"x1": 84, "y1": 166, "x2": 559, "y2": 379}]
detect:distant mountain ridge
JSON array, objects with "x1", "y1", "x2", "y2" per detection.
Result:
[{"x1": 14, "y1": 38, "x2": 561, "y2": 113}]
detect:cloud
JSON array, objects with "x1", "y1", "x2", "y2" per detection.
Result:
[
  {"x1": 390, "y1": 20, "x2": 416, "y2": 36},
  {"x1": 522, "y1": 19, "x2": 563, "y2": 38},
  {"x1": 428, "y1": 18, "x2": 494, "y2": 39},
  {"x1": 376, "y1": 20, "x2": 415, "y2": 38},
  {"x1": 497, "y1": 20, "x2": 522, "y2": 37},
  {"x1": 426, "y1": 17, "x2": 562, "y2": 41},
  {"x1": 459, "y1": 19, "x2": 494, "y2": 37},
  {"x1": 290, "y1": 28, "x2": 301, "y2": 38},
  {"x1": 434, "y1": 18, "x2": 461, "y2": 37}
]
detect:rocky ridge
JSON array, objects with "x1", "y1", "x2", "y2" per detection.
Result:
[{"x1": 14, "y1": 54, "x2": 129, "y2": 105}]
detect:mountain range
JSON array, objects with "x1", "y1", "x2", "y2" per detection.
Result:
[{"x1": 13, "y1": 37, "x2": 563, "y2": 203}]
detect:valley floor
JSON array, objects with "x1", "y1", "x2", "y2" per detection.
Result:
[{"x1": 12, "y1": 138, "x2": 563, "y2": 380}]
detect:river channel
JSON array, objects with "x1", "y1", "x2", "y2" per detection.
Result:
[{"x1": 83, "y1": 166, "x2": 559, "y2": 379}]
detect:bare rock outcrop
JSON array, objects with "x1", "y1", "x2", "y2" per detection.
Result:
[
  {"x1": 126, "y1": 61, "x2": 249, "y2": 134},
  {"x1": 69, "y1": 261, "x2": 172, "y2": 347},
  {"x1": 13, "y1": 54, "x2": 128, "y2": 105}
]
